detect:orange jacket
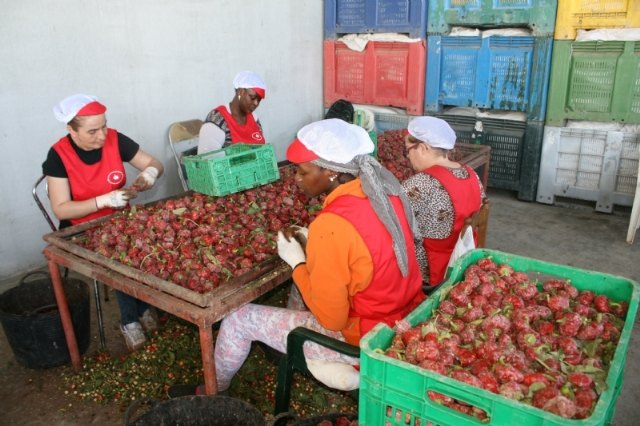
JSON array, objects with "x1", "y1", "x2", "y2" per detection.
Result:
[{"x1": 292, "y1": 178, "x2": 423, "y2": 345}]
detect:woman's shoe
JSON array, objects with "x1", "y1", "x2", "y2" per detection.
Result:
[{"x1": 120, "y1": 322, "x2": 146, "y2": 351}]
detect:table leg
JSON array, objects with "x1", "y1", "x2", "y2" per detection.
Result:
[
  {"x1": 48, "y1": 259, "x2": 81, "y2": 370},
  {"x1": 482, "y1": 155, "x2": 490, "y2": 189},
  {"x1": 199, "y1": 325, "x2": 218, "y2": 395}
]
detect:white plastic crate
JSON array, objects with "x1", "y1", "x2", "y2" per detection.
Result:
[{"x1": 537, "y1": 125, "x2": 640, "y2": 212}]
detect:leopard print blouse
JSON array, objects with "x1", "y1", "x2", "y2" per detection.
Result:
[{"x1": 402, "y1": 166, "x2": 485, "y2": 282}]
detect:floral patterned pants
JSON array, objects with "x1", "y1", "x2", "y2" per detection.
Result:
[{"x1": 214, "y1": 286, "x2": 359, "y2": 391}]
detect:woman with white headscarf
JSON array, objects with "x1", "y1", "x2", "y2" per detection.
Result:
[
  {"x1": 197, "y1": 71, "x2": 268, "y2": 154},
  {"x1": 168, "y1": 118, "x2": 424, "y2": 397},
  {"x1": 402, "y1": 116, "x2": 485, "y2": 292},
  {"x1": 42, "y1": 94, "x2": 165, "y2": 352}
]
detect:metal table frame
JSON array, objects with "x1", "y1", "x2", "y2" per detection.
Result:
[{"x1": 44, "y1": 244, "x2": 291, "y2": 395}]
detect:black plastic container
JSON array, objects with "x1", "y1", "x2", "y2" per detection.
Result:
[
  {"x1": 124, "y1": 395, "x2": 265, "y2": 426},
  {"x1": 0, "y1": 271, "x2": 90, "y2": 369}
]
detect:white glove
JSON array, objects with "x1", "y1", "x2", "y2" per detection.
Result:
[
  {"x1": 132, "y1": 166, "x2": 159, "y2": 191},
  {"x1": 277, "y1": 231, "x2": 306, "y2": 269},
  {"x1": 95, "y1": 190, "x2": 131, "y2": 209}
]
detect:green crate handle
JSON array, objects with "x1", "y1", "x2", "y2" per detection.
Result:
[
  {"x1": 422, "y1": 377, "x2": 495, "y2": 423},
  {"x1": 227, "y1": 150, "x2": 258, "y2": 169}
]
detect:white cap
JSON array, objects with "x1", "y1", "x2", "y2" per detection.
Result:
[
  {"x1": 296, "y1": 118, "x2": 374, "y2": 163},
  {"x1": 408, "y1": 116, "x2": 457, "y2": 149},
  {"x1": 232, "y1": 71, "x2": 267, "y2": 96},
  {"x1": 53, "y1": 94, "x2": 103, "y2": 123}
]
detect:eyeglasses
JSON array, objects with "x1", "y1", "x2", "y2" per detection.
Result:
[{"x1": 403, "y1": 143, "x2": 421, "y2": 157}]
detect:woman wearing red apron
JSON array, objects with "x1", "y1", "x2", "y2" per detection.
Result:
[
  {"x1": 198, "y1": 71, "x2": 267, "y2": 154},
  {"x1": 42, "y1": 94, "x2": 165, "y2": 351},
  {"x1": 401, "y1": 116, "x2": 486, "y2": 293}
]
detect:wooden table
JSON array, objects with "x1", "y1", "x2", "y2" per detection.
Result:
[
  {"x1": 454, "y1": 143, "x2": 491, "y2": 190},
  {"x1": 43, "y1": 235, "x2": 291, "y2": 395}
]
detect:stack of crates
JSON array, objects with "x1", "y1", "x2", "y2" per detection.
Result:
[
  {"x1": 323, "y1": 0, "x2": 428, "y2": 115},
  {"x1": 423, "y1": 0, "x2": 557, "y2": 201},
  {"x1": 538, "y1": 1, "x2": 640, "y2": 212}
]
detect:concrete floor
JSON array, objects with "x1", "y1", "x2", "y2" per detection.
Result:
[
  {"x1": 486, "y1": 189, "x2": 640, "y2": 425},
  {"x1": 0, "y1": 188, "x2": 639, "y2": 424}
]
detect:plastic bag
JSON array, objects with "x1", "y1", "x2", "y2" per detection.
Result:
[{"x1": 447, "y1": 225, "x2": 476, "y2": 269}]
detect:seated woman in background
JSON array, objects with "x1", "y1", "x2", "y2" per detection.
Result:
[
  {"x1": 401, "y1": 116, "x2": 485, "y2": 293},
  {"x1": 197, "y1": 71, "x2": 267, "y2": 154}
]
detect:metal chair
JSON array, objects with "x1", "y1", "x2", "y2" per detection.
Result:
[
  {"x1": 32, "y1": 175, "x2": 107, "y2": 349},
  {"x1": 273, "y1": 326, "x2": 360, "y2": 417},
  {"x1": 168, "y1": 119, "x2": 203, "y2": 192}
]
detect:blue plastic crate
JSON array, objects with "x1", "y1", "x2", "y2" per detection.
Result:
[
  {"x1": 374, "y1": 112, "x2": 412, "y2": 132},
  {"x1": 425, "y1": 35, "x2": 553, "y2": 121},
  {"x1": 324, "y1": 0, "x2": 427, "y2": 39}
]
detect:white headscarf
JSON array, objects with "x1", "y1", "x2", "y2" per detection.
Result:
[
  {"x1": 53, "y1": 94, "x2": 101, "y2": 124},
  {"x1": 408, "y1": 116, "x2": 456, "y2": 149},
  {"x1": 297, "y1": 119, "x2": 419, "y2": 276}
]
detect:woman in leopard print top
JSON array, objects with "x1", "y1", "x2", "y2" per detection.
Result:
[{"x1": 401, "y1": 117, "x2": 485, "y2": 290}]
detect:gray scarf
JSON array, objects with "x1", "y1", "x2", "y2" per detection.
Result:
[{"x1": 312, "y1": 155, "x2": 419, "y2": 276}]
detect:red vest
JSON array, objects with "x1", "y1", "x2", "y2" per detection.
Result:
[
  {"x1": 321, "y1": 195, "x2": 424, "y2": 338},
  {"x1": 422, "y1": 165, "x2": 482, "y2": 285},
  {"x1": 53, "y1": 129, "x2": 126, "y2": 225},
  {"x1": 215, "y1": 106, "x2": 265, "y2": 144}
]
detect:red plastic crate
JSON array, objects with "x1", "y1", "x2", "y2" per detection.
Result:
[{"x1": 323, "y1": 39, "x2": 426, "y2": 115}]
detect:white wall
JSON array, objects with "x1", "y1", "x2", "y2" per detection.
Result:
[{"x1": 0, "y1": 0, "x2": 324, "y2": 282}]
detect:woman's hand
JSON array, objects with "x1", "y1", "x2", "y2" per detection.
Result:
[
  {"x1": 95, "y1": 190, "x2": 132, "y2": 209},
  {"x1": 131, "y1": 166, "x2": 160, "y2": 191},
  {"x1": 277, "y1": 230, "x2": 306, "y2": 269},
  {"x1": 281, "y1": 225, "x2": 308, "y2": 252}
]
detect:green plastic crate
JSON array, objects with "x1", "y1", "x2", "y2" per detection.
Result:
[
  {"x1": 428, "y1": 0, "x2": 558, "y2": 36},
  {"x1": 183, "y1": 144, "x2": 280, "y2": 197},
  {"x1": 546, "y1": 40, "x2": 640, "y2": 127},
  {"x1": 359, "y1": 248, "x2": 639, "y2": 426}
]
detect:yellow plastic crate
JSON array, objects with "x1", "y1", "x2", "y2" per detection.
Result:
[{"x1": 554, "y1": 0, "x2": 640, "y2": 40}]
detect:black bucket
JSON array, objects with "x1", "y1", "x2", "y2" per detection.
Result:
[
  {"x1": 0, "y1": 271, "x2": 91, "y2": 369},
  {"x1": 124, "y1": 395, "x2": 265, "y2": 426}
]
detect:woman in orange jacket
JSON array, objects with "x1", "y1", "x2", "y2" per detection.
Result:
[{"x1": 169, "y1": 118, "x2": 424, "y2": 397}]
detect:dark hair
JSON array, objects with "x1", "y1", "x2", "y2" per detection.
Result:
[
  {"x1": 67, "y1": 116, "x2": 83, "y2": 131},
  {"x1": 324, "y1": 99, "x2": 354, "y2": 123}
]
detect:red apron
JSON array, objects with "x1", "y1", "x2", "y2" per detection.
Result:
[
  {"x1": 53, "y1": 129, "x2": 126, "y2": 225},
  {"x1": 215, "y1": 106, "x2": 265, "y2": 144},
  {"x1": 422, "y1": 165, "x2": 482, "y2": 286},
  {"x1": 322, "y1": 195, "x2": 424, "y2": 340}
]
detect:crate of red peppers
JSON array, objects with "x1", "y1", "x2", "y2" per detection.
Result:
[{"x1": 359, "y1": 249, "x2": 639, "y2": 426}]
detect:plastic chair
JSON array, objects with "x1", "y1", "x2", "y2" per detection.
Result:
[
  {"x1": 32, "y1": 175, "x2": 107, "y2": 350},
  {"x1": 273, "y1": 327, "x2": 360, "y2": 417},
  {"x1": 168, "y1": 119, "x2": 203, "y2": 192}
]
